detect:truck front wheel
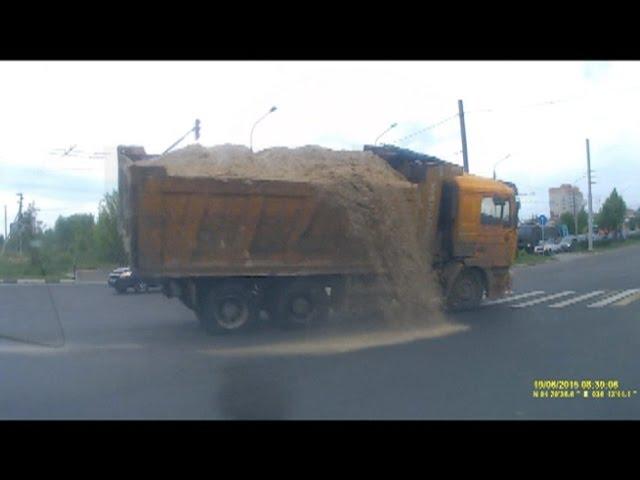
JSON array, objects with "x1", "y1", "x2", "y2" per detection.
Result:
[
  {"x1": 446, "y1": 269, "x2": 483, "y2": 312},
  {"x1": 198, "y1": 282, "x2": 257, "y2": 335}
]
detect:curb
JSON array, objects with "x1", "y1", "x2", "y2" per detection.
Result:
[{"x1": 1, "y1": 278, "x2": 77, "y2": 284}]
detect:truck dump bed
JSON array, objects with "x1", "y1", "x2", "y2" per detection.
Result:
[{"x1": 117, "y1": 144, "x2": 463, "y2": 279}]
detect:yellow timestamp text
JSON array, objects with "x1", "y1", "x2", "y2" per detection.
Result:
[{"x1": 532, "y1": 379, "x2": 638, "y2": 399}]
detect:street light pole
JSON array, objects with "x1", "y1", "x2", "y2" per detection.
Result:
[
  {"x1": 162, "y1": 119, "x2": 201, "y2": 155},
  {"x1": 493, "y1": 154, "x2": 511, "y2": 180},
  {"x1": 250, "y1": 106, "x2": 277, "y2": 153},
  {"x1": 375, "y1": 123, "x2": 398, "y2": 145}
]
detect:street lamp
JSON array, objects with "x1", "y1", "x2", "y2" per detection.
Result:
[
  {"x1": 250, "y1": 106, "x2": 277, "y2": 152},
  {"x1": 493, "y1": 153, "x2": 511, "y2": 180},
  {"x1": 375, "y1": 123, "x2": 398, "y2": 145}
]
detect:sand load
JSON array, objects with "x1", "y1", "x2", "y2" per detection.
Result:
[{"x1": 136, "y1": 144, "x2": 445, "y2": 325}]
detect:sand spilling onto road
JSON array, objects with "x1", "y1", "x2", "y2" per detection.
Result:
[{"x1": 139, "y1": 144, "x2": 446, "y2": 327}]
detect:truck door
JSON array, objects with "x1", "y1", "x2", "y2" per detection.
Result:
[{"x1": 478, "y1": 195, "x2": 517, "y2": 266}]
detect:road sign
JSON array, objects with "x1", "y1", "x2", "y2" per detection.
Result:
[{"x1": 538, "y1": 214, "x2": 548, "y2": 226}]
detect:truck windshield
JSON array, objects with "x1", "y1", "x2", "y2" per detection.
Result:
[{"x1": 480, "y1": 196, "x2": 511, "y2": 227}]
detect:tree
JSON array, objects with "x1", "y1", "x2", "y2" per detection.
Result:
[
  {"x1": 577, "y1": 209, "x2": 588, "y2": 233},
  {"x1": 54, "y1": 213, "x2": 95, "y2": 257},
  {"x1": 596, "y1": 188, "x2": 627, "y2": 234},
  {"x1": 559, "y1": 212, "x2": 576, "y2": 235},
  {"x1": 559, "y1": 208, "x2": 588, "y2": 235},
  {"x1": 629, "y1": 208, "x2": 640, "y2": 230},
  {"x1": 94, "y1": 190, "x2": 127, "y2": 265}
]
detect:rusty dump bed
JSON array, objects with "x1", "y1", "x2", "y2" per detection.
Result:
[{"x1": 117, "y1": 145, "x2": 463, "y2": 279}]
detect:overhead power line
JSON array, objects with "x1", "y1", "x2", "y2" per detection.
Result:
[
  {"x1": 464, "y1": 85, "x2": 640, "y2": 117},
  {"x1": 390, "y1": 113, "x2": 460, "y2": 146}
]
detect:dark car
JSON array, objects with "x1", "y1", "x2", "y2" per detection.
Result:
[{"x1": 108, "y1": 267, "x2": 159, "y2": 294}]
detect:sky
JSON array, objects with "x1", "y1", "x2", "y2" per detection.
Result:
[{"x1": 0, "y1": 60, "x2": 639, "y2": 232}]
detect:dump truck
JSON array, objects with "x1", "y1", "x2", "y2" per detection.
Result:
[{"x1": 117, "y1": 144, "x2": 518, "y2": 334}]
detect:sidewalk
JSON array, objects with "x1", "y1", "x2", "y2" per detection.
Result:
[
  {"x1": 75, "y1": 269, "x2": 110, "y2": 282},
  {"x1": 1, "y1": 269, "x2": 110, "y2": 285}
]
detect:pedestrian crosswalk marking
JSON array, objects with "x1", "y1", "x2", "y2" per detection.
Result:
[
  {"x1": 587, "y1": 289, "x2": 640, "y2": 308},
  {"x1": 480, "y1": 288, "x2": 640, "y2": 309},
  {"x1": 612, "y1": 291, "x2": 640, "y2": 307},
  {"x1": 511, "y1": 291, "x2": 575, "y2": 308},
  {"x1": 548, "y1": 290, "x2": 606, "y2": 308},
  {"x1": 482, "y1": 290, "x2": 545, "y2": 306}
]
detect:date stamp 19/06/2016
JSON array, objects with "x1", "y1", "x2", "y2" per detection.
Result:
[{"x1": 532, "y1": 380, "x2": 638, "y2": 399}]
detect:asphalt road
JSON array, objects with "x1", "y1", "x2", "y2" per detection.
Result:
[{"x1": 1, "y1": 245, "x2": 639, "y2": 419}]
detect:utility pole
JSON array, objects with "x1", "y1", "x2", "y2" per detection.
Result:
[
  {"x1": 586, "y1": 139, "x2": 594, "y2": 251},
  {"x1": 458, "y1": 99, "x2": 469, "y2": 173}
]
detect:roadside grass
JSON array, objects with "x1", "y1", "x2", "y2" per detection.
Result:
[
  {"x1": 0, "y1": 251, "x2": 118, "y2": 281},
  {"x1": 515, "y1": 249, "x2": 556, "y2": 266},
  {"x1": 0, "y1": 254, "x2": 62, "y2": 279}
]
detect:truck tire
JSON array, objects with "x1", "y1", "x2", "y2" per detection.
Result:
[
  {"x1": 274, "y1": 279, "x2": 330, "y2": 329},
  {"x1": 115, "y1": 284, "x2": 127, "y2": 294},
  {"x1": 198, "y1": 282, "x2": 257, "y2": 335},
  {"x1": 446, "y1": 269, "x2": 483, "y2": 312}
]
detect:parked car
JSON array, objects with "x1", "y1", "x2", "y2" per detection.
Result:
[
  {"x1": 534, "y1": 239, "x2": 562, "y2": 255},
  {"x1": 559, "y1": 235, "x2": 578, "y2": 252},
  {"x1": 108, "y1": 267, "x2": 160, "y2": 294}
]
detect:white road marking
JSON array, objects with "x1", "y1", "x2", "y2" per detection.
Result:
[
  {"x1": 511, "y1": 291, "x2": 575, "y2": 308},
  {"x1": 548, "y1": 290, "x2": 606, "y2": 308},
  {"x1": 587, "y1": 289, "x2": 640, "y2": 308},
  {"x1": 612, "y1": 291, "x2": 640, "y2": 307},
  {"x1": 482, "y1": 291, "x2": 545, "y2": 306}
]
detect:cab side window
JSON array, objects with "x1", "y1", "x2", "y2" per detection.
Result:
[{"x1": 480, "y1": 197, "x2": 511, "y2": 226}]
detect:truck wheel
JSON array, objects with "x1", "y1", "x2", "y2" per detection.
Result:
[
  {"x1": 198, "y1": 282, "x2": 257, "y2": 335},
  {"x1": 446, "y1": 270, "x2": 483, "y2": 312},
  {"x1": 115, "y1": 284, "x2": 127, "y2": 294},
  {"x1": 274, "y1": 279, "x2": 330, "y2": 329},
  {"x1": 135, "y1": 281, "x2": 148, "y2": 293}
]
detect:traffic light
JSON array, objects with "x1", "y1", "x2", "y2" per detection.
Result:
[{"x1": 194, "y1": 119, "x2": 201, "y2": 141}]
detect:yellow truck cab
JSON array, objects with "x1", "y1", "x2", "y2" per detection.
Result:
[{"x1": 439, "y1": 174, "x2": 517, "y2": 309}]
